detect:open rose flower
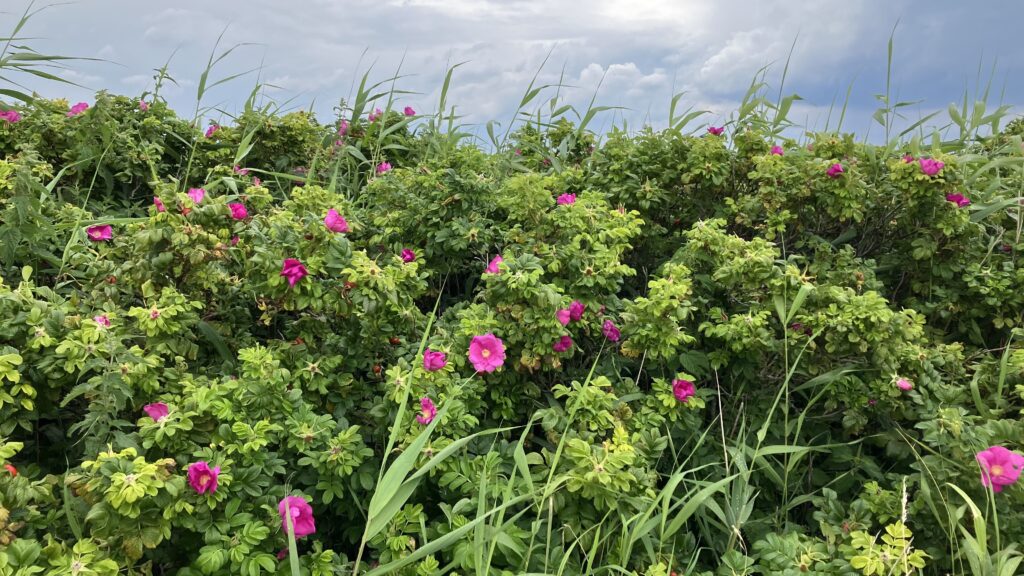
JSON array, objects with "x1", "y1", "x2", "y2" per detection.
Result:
[
  {"x1": 279, "y1": 495, "x2": 316, "y2": 537},
  {"x1": 404, "y1": 106, "x2": 416, "y2": 116},
  {"x1": 423, "y1": 349, "x2": 447, "y2": 372},
  {"x1": 1, "y1": 109, "x2": 21, "y2": 123},
  {"x1": 143, "y1": 402, "x2": 169, "y2": 422},
  {"x1": 826, "y1": 163, "x2": 844, "y2": 178},
  {"x1": 205, "y1": 124, "x2": 219, "y2": 138},
  {"x1": 67, "y1": 102, "x2": 89, "y2": 117},
  {"x1": 770, "y1": 145, "x2": 784, "y2": 156},
  {"x1": 401, "y1": 248, "x2": 416, "y2": 262},
  {"x1": 485, "y1": 255, "x2": 503, "y2": 275},
  {"x1": 569, "y1": 300, "x2": 585, "y2": 321},
  {"x1": 139, "y1": 100, "x2": 149, "y2": 111},
  {"x1": 376, "y1": 162, "x2": 392, "y2": 174},
  {"x1": 324, "y1": 209, "x2": 349, "y2": 233},
  {"x1": 557, "y1": 193, "x2": 576, "y2": 205},
  {"x1": 602, "y1": 320, "x2": 620, "y2": 342},
  {"x1": 919, "y1": 158, "x2": 944, "y2": 176},
  {"x1": 86, "y1": 225, "x2": 112, "y2": 242},
  {"x1": 976, "y1": 446, "x2": 1024, "y2": 492},
  {"x1": 416, "y1": 397, "x2": 437, "y2": 425},
  {"x1": 187, "y1": 461, "x2": 220, "y2": 494},
  {"x1": 556, "y1": 309, "x2": 571, "y2": 326},
  {"x1": 94, "y1": 315, "x2": 111, "y2": 328},
  {"x1": 187, "y1": 188, "x2": 206, "y2": 204},
  {"x1": 946, "y1": 193, "x2": 971, "y2": 208},
  {"x1": 469, "y1": 333, "x2": 506, "y2": 373},
  {"x1": 228, "y1": 203, "x2": 248, "y2": 220},
  {"x1": 153, "y1": 197, "x2": 166, "y2": 213},
  {"x1": 672, "y1": 379, "x2": 696, "y2": 403},
  {"x1": 281, "y1": 259, "x2": 308, "y2": 287},
  {"x1": 896, "y1": 378, "x2": 913, "y2": 391},
  {"x1": 707, "y1": 126, "x2": 724, "y2": 135},
  {"x1": 552, "y1": 335, "x2": 573, "y2": 353}
]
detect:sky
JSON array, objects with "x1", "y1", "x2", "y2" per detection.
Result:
[{"x1": 4, "y1": 0, "x2": 1023, "y2": 141}]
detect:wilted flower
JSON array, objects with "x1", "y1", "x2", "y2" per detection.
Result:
[
  {"x1": 230, "y1": 236, "x2": 239, "y2": 246},
  {"x1": 143, "y1": 402, "x2": 169, "y2": 422},
  {"x1": 946, "y1": 193, "x2": 971, "y2": 208},
  {"x1": 253, "y1": 177, "x2": 262, "y2": 187},
  {"x1": 187, "y1": 461, "x2": 220, "y2": 494},
  {"x1": 149, "y1": 308, "x2": 160, "y2": 319},
  {"x1": 896, "y1": 378, "x2": 913, "y2": 391},
  {"x1": 281, "y1": 259, "x2": 308, "y2": 287},
  {"x1": 279, "y1": 496, "x2": 316, "y2": 537},
  {"x1": 770, "y1": 145, "x2": 784, "y2": 156},
  {"x1": 902, "y1": 154, "x2": 915, "y2": 163},
  {"x1": 976, "y1": 446, "x2": 1024, "y2": 492},
  {"x1": 552, "y1": 335, "x2": 573, "y2": 353},
  {"x1": 368, "y1": 108, "x2": 383, "y2": 122},
  {"x1": 404, "y1": 106, "x2": 416, "y2": 116},
  {"x1": 416, "y1": 397, "x2": 437, "y2": 425},
  {"x1": 423, "y1": 349, "x2": 447, "y2": 372},
  {"x1": 153, "y1": 197, "x2": 166, "y2": 213},
  {"x1": 826, "y1": 163, "x2": 844, "y2": 178},
  {"x1": 672, "y1": 379, "x2": 695, "y2": 403},
  {"x1": 228, "y1": 203, "x2": 248, "y2": 220},
  {"x1": 707, "y1": 126, "x2": 724, "y2": 136},
  {"x1": 86, "y1": 225, "x2": 112, "y2": 242},
  {"x1": 557, "y1": 193, "x2": 576, "y2": 205},
  {"x1": 324, "y1": 209, "x2": 349, "y2": 233},
  {"x1": 187, "y1": 188, "x2": 206, "y2": 204},
  {"x1": 919, "y1": 157, "x2": 944, "y2": 176},
  {"x1": 602, "y1": 320, "x2": 620, "y2": 342},
  {"x1": 401, "y1": 248, "x2": 416, "y2": 263},
  {"x1": 205, "y1": 124, "x2": 219, "y2": 138},
  {"x1": 469, "y1": 333, "x2": 506, "y2": 373},
  {"x1": 568, "y1": 300, "x2": 585, "y2": 321},
  {"x1": 94, "y1": 315, "x2": 111, "y2": 328},
  {"x1": 232, "y1": 165, "x2": 250, "y2": 176},
  {"x1": 556, "y1": 309, "x2": 571, "y2": 326},
  {"x1": 67, "y1": 102, "x2": 89, "y2": 117},
  {"x1": 485, "y1": 255, "x2": 503, "y2": 275},
  {"x1": 376, "y1": 162, "x2": 392, "y2": 174},
  {"x1": 139, "y1": 100, "x2": 149, "y2": 111}
]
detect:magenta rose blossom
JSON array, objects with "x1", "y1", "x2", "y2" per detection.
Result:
[
  {"x1": 279, "y1": 496, "x2": 316, "y2": 537},
  {"x1": 485, "y1": 255, "x2": 503, "y2": 275},
  {"x1": 919, "y1": 158, "x2": 944, "y2": 176},
  {"x1": 86, "y1": 225, "x2": 112, "y2": 242},
  {"x1": 423, "y1": 349, "x2": 447, "y2": 372},
  {"x1": 138, "y1": 100, "x2": 149, "y2": 111},
  {"x1": 338, "y1": 119, "x2": 349, "y2": 136},
  {"x1": 707, "y1": 126, "x2": 724, "y2": 135},
  {"x1": 324, "y1": 209, "x2": 350, "y2": 233},
  {"x1": 672, "y1": 379, "x2": 696, "y2": 403},
  {"x1": 468, "y1": 333, "x2": 506, "y2": 373},
  {"x1": 404, "y1": 106, "x2": 416, "y2": 116},
  {"x1": 770, "y1": 145, "x2": 784, "y2": 156},
  {"x1": 557, "y1": 193, "x2": 576, "y2": 205},
  {"x1": 232, "y1": 165, "x2": 249, "y2": 175},
  {"x1": 280, "y1": 259, "x2": 308, "y2": 287},
  {"x1": 143, "y1": 402, "x2": 169, "y2": 422},
  {"x1": 946, "y1": 193, "x2": 971, "y2": 208},
  {"x1": 94, "y1": 314, "x2": 111, "y2": 328},
  {"x1": 153, "y1": 197, "x2": 166, "y2": 213},
  {"x1": 552, "y1": 335, "x2": 573, "y2": 353},
  {"x1": 416, "y1": 397, "x2": 437, "y2": 425},
  {"x1": 67, "y1": 102, "x2": 89, "y2": 117},
  {"x1": 896, "y1": 378, "x2": 913, "y2": 391},
  {"x1": 187, "y1": 461, "x2": 221, "y2": 494},
  {"x1": 976, "y1": 446, "x2": 1024, "y2": 492},
  {"x1": 1, "y1": 109, "x2": 21, "y2": 123},
  {"x1": 230, "y1": 236, "x2": 240, "y2": 246},
  {"x1": 602, "y1": 320, "x2": 620, "y2": 342},
  {"x1": 568, "y1": 300, "x2": 585, "y2": 321},
  {"x1": 401, "y1": 248, "x2": 416, "y2": 263},
  {"x1": 903, "y1": 154, "x2": 915, "y2": 163},
  {"x1": 368, "y1": 108, "x2": 383, "y2": 122},
  {"x1": 826, "y1": 163, "x2": 844, "y2": 178},
  {"x1": 228, "y1": 203, "x2": 248, "y2": 220},
  {"x1": 205, "y1": 124, "x2": 219, "y2": 138},
  {"x1": 376, "y1": 162, "x2": 392, "y2": 174},
  {"x1": 556, "y1": 309, "x2": 571, "y2": 326},
  {"x1": 187, "y1": 188, "x2": 205, "y2": 204}
]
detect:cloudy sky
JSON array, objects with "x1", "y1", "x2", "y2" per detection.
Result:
[{"x1": 6, "y1": 0, "x2": 1023, "y2": 140}]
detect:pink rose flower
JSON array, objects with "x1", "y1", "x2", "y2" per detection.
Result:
[
  {"x1": 338, "y1": 119, "x2": 349, "y2": 136},
  {"x1": 826, "y1": 163, "x2": 844, "y2": 178},
  {"x1": 602, "y1": 320, "x2": 620, "y2": 342},
  {"x1": 368, "y1": 108, "x2": 383, "y2": 122},
  {"x1": 468, "y1": 333, "x2": 506, "y2": 373},
  {"x1": 153, "y1": 197, "x2": 166, "y2": 213},
  {"x1": 707, "y1": 126, "x2": 724, "y2": 136},
  {"x1": 143, "y1": 402, "x2": 169, "y2": 422},
  {"x1": 556, "y1": 309, "x2": 571, "y2": 326},
  {"x1": 139, "y1": 100, "x2": 149, "y2": 111},
  {"x1": 919, "y1": 157, "x2": 944, "y2": 176},
  {"x1": 403, "y1": 106, "x2": 415, "y2": 116},
  {"x1": 423, "y1": 349, "x2": 447, "y2": 372},
  {"x1": 324, "y1": 209, "x2": 349, "y2": 233},
  {"x1": 187, "y1": 461, "x2": 221, "y2": 494},
  {"x1": 416, "y1": 396, "x2": 437, "y2": 425},
  {"x1": 568, "y1": 300, "x2": 585, "y2": 321},
  {"x1": 376, "y1": 162, "x2": 392, "y2": 174},
  {"x1": 976, "y1": 446, "x2": 1024, "y2": 492},
  {"x1": 485, "y1": 255, "x2": 503, "y2": 275},
  {"x1": 228, "y1": 203, "x2": 248, "y2": 220},
  {"x1": 896, "y1": 378, "x2": 913, "y2": 391},
  {"x1": 401, "y1": 248, "x2": 416, "y2": 263},
  {"x1": 770, "y1": 145, "x2": 784, "y2": 156},
  {"x1": 86, "y1": 225, "x2": 112, "y2": 242},
  {"x1": 281, "y1": 259, "x2": 308, "y2": 287},
  {"x1": 903, "y1": 154, "x2": 915, "y2": 163},
  {"x1": 205, "y1": 124, "x2": 219, "y2": 138},
  {"x1": 230, "y1": 236, "x2": 240, "y2": 246},
  {"x1": 552, "y1": 335, "x2": 573, "y2": 353},
  {"x1": 279, "y1": 495, "x2": 316, "y2": 537},
  {"x1": 94, "y1": 315, "x2": 111, "y2": 328},
  {"x1": 67, "y1": 102, "x2": 89, "y2": 117},
  {"x1": 946, "y1": 193, "x2": 971, "y2": 208},
  {"x1": 556, "y1": 193, "x2": 576, "y2": 205},
  {"x1": 187, "y1": 188, "x2": 205, "y2": 204},
  {"x1": 232, "y1": 165, "x2": 250, "y2": 176},
  {"x1": 672, "y1": 378, "x2": 695, "y2": 403},
  {"x1": 1, "y1": 109, "x2": 21, "y2": 123},
  {"x1": 252, "y1": 177, "x2": 262, "y2": 187}
]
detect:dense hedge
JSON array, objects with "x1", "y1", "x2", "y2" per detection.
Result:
[{"x1": 0, "y1": 92, "x2": 1023, "y2": 575}]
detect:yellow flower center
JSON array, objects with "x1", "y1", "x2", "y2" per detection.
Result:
[
  {"x1": 481, "y1": 349, "x2": 491, "y2": 358},
  {"x1": 990, "y1": 465, "x2": 1004, "y2": 476},
  {"x1": 199, "y1": 475, "x2": 210, "y2": 486}
]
